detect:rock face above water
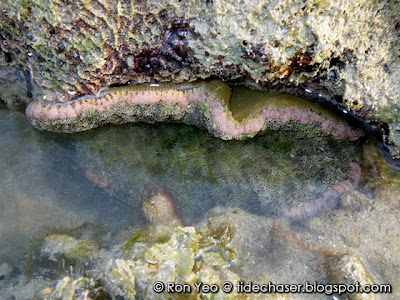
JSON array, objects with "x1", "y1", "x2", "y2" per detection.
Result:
[{"x1": 1, "y1": 0, "x2": 399, "y2": 152}]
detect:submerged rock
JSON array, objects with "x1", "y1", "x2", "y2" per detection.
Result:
[
  {"x1": 304, "y1": 192, "x2": 400, "y2": 297},
  {"x1": 361, "y1": 141, "x2": 400, "y2": 205},
  {"x1": 40, "y1": 276, "x2": 111, "y2": 300},
  {"x1": 22, "y1": 224, "x2": 107, "y2": 280},
  {"x1": 324, "y1": 253, "x2": 376, "y2": 300},
  {"x1": 43, "y1": 225, "x2": 287, "y2": 299},
  {"x1": 142, "y1": 189, "x2": 183, "y2": 227},
  {"x1": 0, "y1": 262, "x2": 13, "y2": 281},
  {"x1": 105, "y1": 259, "x2": 136, "y2": 299},
  {"x1": 40, "y1": 234, "x2": 99, "y2": 263},
  {"x1": 6, "y1": 204, "x2": 397, "y2": 299}
]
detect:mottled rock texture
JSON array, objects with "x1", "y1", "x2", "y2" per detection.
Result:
[{"x1": 0, "y1": 0, "x2": 399, "y2": 151}]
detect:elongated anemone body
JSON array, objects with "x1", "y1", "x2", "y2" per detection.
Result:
[
  {"x1": 280, "y1": 162, "x2": 361, "y2": 222},
  {"x1": 26, "y1": 80, "x2": 362, "y2": 141}
]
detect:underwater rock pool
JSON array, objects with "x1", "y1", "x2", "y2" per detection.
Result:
[{"x1": 0, "y1": 106, "x2": 399, "y2": 299}]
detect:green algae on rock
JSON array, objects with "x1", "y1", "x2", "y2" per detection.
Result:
[{"x1": 26, "y1": 80, "x2": 362, "y2": 142}]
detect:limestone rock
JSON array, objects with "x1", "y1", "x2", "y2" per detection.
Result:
[{"x1": 1, "y1": 0, "x2": 399, "y2": 152}]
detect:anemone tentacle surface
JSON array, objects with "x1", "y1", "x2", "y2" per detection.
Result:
[
  {"x1": 280, "y1": 162, "x2": 361, "y2": 221},
  {"x1": 26, "y1": 80, "x2": 362, "y2": 141}
]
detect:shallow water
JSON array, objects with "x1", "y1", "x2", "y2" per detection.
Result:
[
  {"x1": 73, "y1": 120, "x2": 359, "y2": 224},
  {"x1": 0, "y1": 106, "x2": 399, "y2": 299},
  {"x1": 0, "y1": 107, "x2": 132, "y2": 265}
]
